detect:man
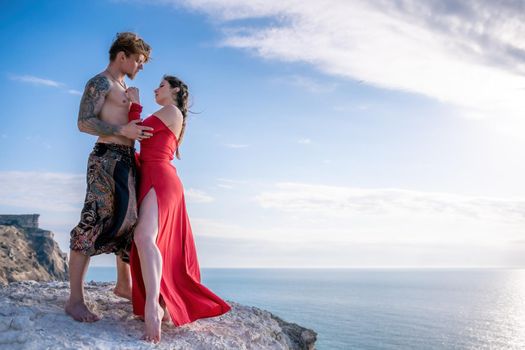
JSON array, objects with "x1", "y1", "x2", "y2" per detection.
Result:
[{"x1": 65, "y1": 32, "x2": 153, "y2": 322}]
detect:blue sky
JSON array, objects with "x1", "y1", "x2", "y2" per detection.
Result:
[{"x1": 1, "y1": 0, "x2": 524, "y2": 267}]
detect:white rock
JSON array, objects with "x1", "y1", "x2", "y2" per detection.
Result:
[
  {"x1": 0, "y1": 281, "x2": 317, "y2": 350},
  {"x1": 10, "y1": 315, "x2": 34, "y2": 330}
]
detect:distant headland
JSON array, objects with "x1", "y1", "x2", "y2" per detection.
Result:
[{"x1": 0, "y1": 214, "x2": 68, "y2": 285}]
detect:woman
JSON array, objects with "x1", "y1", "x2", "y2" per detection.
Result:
[{"x1": 126, "y1": 76, "x2": 231, "y2": 343}]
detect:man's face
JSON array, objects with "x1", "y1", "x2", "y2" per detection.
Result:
[{"x1": 123, "y1": 53, "x2": 145, "y2": 80}]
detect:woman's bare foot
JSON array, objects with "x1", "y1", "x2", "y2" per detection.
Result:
[
  {"x1": 137, "y1": 305, "x2": 171, "y2": 323},
  {"x1": 113, "y1": 286, "x2": 132, "y2": 301},
  {"x1": 65, "y1": 300, "x2": 101, "y2": 322},
  {"x1": 141, "y1": 302, "x2": 163, "y2": 343}
]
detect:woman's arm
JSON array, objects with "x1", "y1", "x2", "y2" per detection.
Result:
[
  {"x1": 129, "y1": 102, "x2": 143, "y2": 121},
  {"x1": 127, "y1": 87, "x2": 142, "y2": 121},
  {"x1": 126, "y1": 88, "x2": 143, "y2": 169}
]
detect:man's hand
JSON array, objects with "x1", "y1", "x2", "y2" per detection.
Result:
[
  {"x1": 126, "y1": 87, "x2": 140, "y2": 104},
  {"x1": 119, "y1": 119, "x2": 154, "y2": 141}
]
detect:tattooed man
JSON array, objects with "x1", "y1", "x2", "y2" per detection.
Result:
[{"x1": 65, "y1": 32, "x2": 153, "y2": 322}]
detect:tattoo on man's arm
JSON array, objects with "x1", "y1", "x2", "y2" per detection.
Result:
[{"x1": 77, "y1": 75, "x2": 120, "y2": 136}]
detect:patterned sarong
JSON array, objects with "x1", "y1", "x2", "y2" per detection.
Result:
[{"x1": 70, "y1": 142, "x2": 137, "y2": 263}]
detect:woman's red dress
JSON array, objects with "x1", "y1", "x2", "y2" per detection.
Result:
[{"x1": 128, "y1": 103, "x2": 231, "y2": 326}]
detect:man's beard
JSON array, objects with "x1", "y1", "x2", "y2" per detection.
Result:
[{"x1": 126, "y1": 72, "x2": 136, "y2": 80}]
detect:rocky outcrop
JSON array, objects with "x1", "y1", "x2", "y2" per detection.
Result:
[
  {"x1": 0, "y1": 214, "x2": 40, "y2": 230},
  {"x1": 0, "y1": 215, "x2": 317, "y2": 349},
  {"x1": 0, "y1": 281, "x2": 317, "y2": 349},
  {"x1": 0, "y1": 220, "x2": 68, "y2": 285}
]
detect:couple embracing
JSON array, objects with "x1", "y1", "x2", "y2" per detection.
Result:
[{"x1": 65, "y1": 32, "x2": 230, "y2": 343}]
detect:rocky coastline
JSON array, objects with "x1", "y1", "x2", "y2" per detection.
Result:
[{"x1": 0, "y1": 215, "x2": 317, "y2": 349}]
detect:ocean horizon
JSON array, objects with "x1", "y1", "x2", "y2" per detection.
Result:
[{"x1": 86, "y1": 267, "x2": 525, "y2": 349}]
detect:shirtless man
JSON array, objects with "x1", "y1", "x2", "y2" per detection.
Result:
[{"x1": 65, "y1": 32, "x2": 153, "y2": 322}]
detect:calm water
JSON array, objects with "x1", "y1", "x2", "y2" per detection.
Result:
[{"x1": 86, "y1": 268, "x2": 525, "y2": 349}]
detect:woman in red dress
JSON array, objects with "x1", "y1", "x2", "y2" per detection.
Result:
[{"x1": 126, "y1": 76, "x2": 231, "y2": 343}]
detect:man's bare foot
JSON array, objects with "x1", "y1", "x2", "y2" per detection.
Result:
[
  {"x1": 113, "y1": 286, "x2": 132, "y2": 301},
  {"x1": 141, "y1": 302, "x2": 163, "y2": 343},
  {"x1": 161, "y1": 305, "x2": 171, "y2": 323},
  {"x1": 159, "y1": 298, "x2": 171, "y2": 323},
  {"x1": 65, "y1": 300, "x2": 101, "y2": 322}
]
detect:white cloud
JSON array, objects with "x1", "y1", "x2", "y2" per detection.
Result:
[
  {"x1": 255, "y1": 182, "x2": 525, "y2": 223},
  {"x1": 272, "y1": 74, "x2": 336, "y2": 93},
  {"x1": 224, "y1": 143, "x2": 249, "y2": 148},
  {"x1": 67, "y1": 89, "x2": 82, "y2": 96},
  {"x1": 245, "y1": 182, "x2": 525, "y2": 248},
  {"x1": 195, "y1": 235, "x2": 525, "y2": 268},
  {"x1": 0, "y1": 171, "x2": 85, "y2": 212},
  {"x1": 192, "y1": 218, "x2": 252, "y2": 238},
  {"x1": 216, "y1": 178, "x2": 252, "y2": 189},
  {"x1": 216, "y1": 178, "x2": 248, "y2": 184},
  {"x1": 171, "y1": 0, "x2": 525, "y2": 124},
  {"x1": 297, "y1": 138, "x2": 311, "y2": 144},
  {"x1": 0, "y1": 170, "x2": 212, "y2": 210},
  {"x1": 9, "y1": 74, "x2": 82, "y2": 97},
  {"x1": 217, "y1": 183, "x2": 233, "y2": 190},
  {"x1": 185, "y1": 188, "x2": 214, "y2": 203},
  {"x1": 10, "y1": 75, "x2": 65, "y2": 88},
  {"x1": 217, "y1": 184, "x2": 233, "y2": 189},
  {"x1": 2, "y1": 169, "x2": 523, "y2": 266}
]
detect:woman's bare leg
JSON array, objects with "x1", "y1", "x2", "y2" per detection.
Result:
[{"x1": 134, "y1": 188, "x2": 163, "y2": 343}]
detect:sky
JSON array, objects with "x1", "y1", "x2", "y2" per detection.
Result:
[{"x1": 0, "y1": 0, "x2": 524, "y2": 268}]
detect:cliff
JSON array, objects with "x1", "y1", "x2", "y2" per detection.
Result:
[
  {"x1": 0, "y1": 215, "x2": 317, "y2": 349},
  {"x1": 0, "y1": 222, "x2": 68, "y2": 285},
  {"x1": 0, "y1": 281, "x2": 317, "y2": 349},
  {"x1": 0, "y1": 214, "x2": 40, "y2": 230}
]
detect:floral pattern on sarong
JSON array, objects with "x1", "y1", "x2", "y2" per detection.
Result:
[{"x1": 70, "y1": 144, "x2": 137, "y2": 263}]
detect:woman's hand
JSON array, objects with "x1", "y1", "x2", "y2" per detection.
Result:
[{"x1": 126, "y1": 87, "x2": 140, "y2": 104}]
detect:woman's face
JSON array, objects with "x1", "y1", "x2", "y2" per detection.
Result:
[{"x1": 154, "y1": 79, "x2": 173, "y2": 105}]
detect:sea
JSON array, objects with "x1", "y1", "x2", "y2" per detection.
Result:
[{"x1": 86, "y1": 268, "x2": 525, "y2": 349}]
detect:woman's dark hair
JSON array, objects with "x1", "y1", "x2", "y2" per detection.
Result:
[{"x1": 163, "y1": 75, "x2": 189, "y2": 160}]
